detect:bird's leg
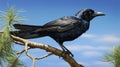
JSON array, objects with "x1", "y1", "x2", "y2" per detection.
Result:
[{"x1": 59, "y1": 44, "x2": 74, "y2": 57}]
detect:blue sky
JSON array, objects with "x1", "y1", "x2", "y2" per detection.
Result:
[{"x1": 0, "y1": 0, "x2": 120, "y2": 67}]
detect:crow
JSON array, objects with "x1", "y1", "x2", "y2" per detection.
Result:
[{"x1": 10, "y1": 9, "x2": 105, "y2": 57}]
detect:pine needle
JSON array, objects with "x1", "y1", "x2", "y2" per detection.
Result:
[
  {"x1": 102, "y1": 45, "x2": 120, "y2": 67},
  {"x1": 0, "y1": 6, "x2": 25, "y2": 67}
]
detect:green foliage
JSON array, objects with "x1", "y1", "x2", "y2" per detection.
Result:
[
  {"x1": 102, "y1": 45, "x2": 120, "y2": 67},
  {"x1": 0, "y1": 7, "x2": 24, "y2": 25},
  {"x1": 0, "y1": 7, "x2": 25, "y2": 67}
]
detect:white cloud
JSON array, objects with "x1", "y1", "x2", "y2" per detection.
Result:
[
  {"x1": 81, "y1": 33, "x2": 120, "y2": 43},
  {"x1": 66, "y1": 45, "x2": 111, "y2": 51},
  {"x1": 81, "y1": 51, "x2": 102, "y2": 57},
  {"x1": 81, "y1": 34, "x2": 96, "y2": 38},
  {"x1": 67, "y1": 45, "x2": 93, "y2": 51},
  {"x1": 92, "y1": 61, "x2": 113, "y2": 67},
  {"x1": 97, "y1": 35, "x2": 120, "y2": 43},
  {"x1": 82, "y1": 61, "x2": 113, "y2": 67},
  {"x1": 93, "y1": 61, "x2": 109, "y2": 65},
  {"x1": 66, "y1": 45, "x2": 94, "y2": 51}
]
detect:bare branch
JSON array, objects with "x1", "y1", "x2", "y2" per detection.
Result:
[
  {"x1": 13, "y1": 40, "x2": 24, "y2": 45},
  {"x1": 17, "y1": 48, "x2": 31, "y2": 55},
  {"x1": 35, "y1": 53, "x2": 53, "y2": 60},
  {"x1": 24, "y1": 42, "x2": 35, "y2": 67},
  {"x1": 11, "y1": 35, "x2": 84, "y2": 67}
]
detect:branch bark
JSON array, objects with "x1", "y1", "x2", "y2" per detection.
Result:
[{"x1": 11, "y1": 35, "x2": 84, "y2": 67}]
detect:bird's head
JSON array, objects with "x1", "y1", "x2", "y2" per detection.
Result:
[{"x1": 75, "y1": 9, "x2": 105, "y2": 22}]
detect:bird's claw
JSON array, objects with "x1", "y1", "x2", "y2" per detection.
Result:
[{"x1": 62, "y1": 50, "x2": 74, "y2": 57}]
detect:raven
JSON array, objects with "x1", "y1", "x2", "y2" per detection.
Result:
[{"x1": 11, "y1": 9, "x2": 105, "y2": 57}]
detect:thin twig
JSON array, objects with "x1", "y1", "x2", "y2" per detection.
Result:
[
  {"x1": 25, "y1": 42, "x2": 35, "y2": 67},
  {"x1": 32, "y1": 58, "x2": 35, "y2": 67},
  {"x1": 16, "y1": 42, "x2": 53, "y2": 67},
  {"x1": 17, "y1": 47, "x2": 31, "y2": 55},
  {"x1": 35, "y1": 53, "x2": 53, "y2": 60},
  {"x1": 13, "y1": 40, "x2": 24, "y2": 45}
]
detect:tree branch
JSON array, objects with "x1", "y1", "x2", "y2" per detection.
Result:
[{"x1": 11, "y1": 35, "x2": 84, "y2": 67}]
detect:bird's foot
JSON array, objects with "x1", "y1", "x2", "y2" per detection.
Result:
[{"x1": 62, "y1": 50, "x2": 74, "y2": 57}]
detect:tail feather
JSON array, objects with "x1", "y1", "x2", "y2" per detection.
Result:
[
  {"x1": 10, "y1": 24, "x2": 48, "y2": 39},
  {"x1": 13, "y1": 24, "x2": 43, "y2": 31},
  {"x1": 10, "y1": 30, "x2": 48, "y2": 39}
]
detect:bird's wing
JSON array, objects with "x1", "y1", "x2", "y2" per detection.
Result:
[{"x1": 34, "y1": 16, "x2": 81, "y2": 33}]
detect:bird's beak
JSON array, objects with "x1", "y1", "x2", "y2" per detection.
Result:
[{"x1": 94, "y1": 12, "x2": 105, "y2": 17}]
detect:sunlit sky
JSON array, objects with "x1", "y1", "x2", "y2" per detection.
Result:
[{"x1": 0, "y1": 0, "x2": 120, "y2": 67}]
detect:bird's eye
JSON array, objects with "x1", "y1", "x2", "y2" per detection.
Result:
[
  {"x1": 89, "y1": 10, "x2": 94, "y2": 14},
  {"x1": 83, "y1": 11, "x2": 91, "y2": 15},
  {"x1": 89, "y1": 11, "x2": 92, "y2": 14}
]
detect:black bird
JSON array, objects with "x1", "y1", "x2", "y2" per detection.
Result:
[{"x1": 11, "y1": 9, "x2": 105, "y2": 57}]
